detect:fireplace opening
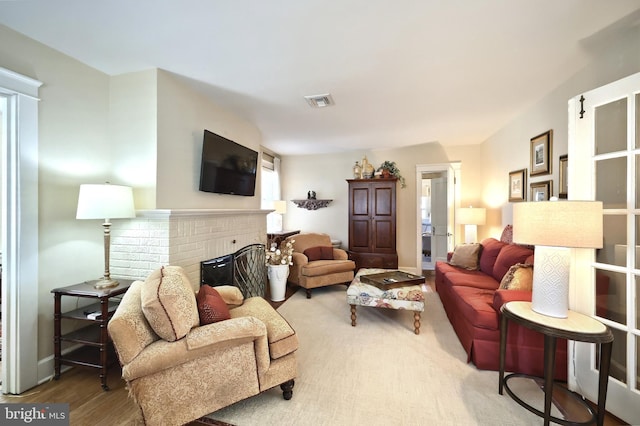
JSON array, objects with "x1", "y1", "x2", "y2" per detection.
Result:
[{"x1": 201, "y1": 243, "x2": 267, "y2": 298}]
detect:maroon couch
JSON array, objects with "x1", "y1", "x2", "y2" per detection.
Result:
[{"x1": 435, "y1": 237, "x2": 567, "y2": 380}]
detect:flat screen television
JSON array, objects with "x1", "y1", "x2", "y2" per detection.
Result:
[{"x1": 199, "y1": 129, "x2": 258, "y2": 196}]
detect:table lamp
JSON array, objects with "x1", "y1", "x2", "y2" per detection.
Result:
[
  {"x1": 272, "y1": 200, "x2": 287, "y2": 232},
  {"x1": 76, "y1": 183, "x2": 136, "y2": 289},
  {"x1": 512, "y1": 200, "x2": 603, "y2": 318},
  {"x1": 457, "y1": 206, "x2": 486, "y2": 244}
]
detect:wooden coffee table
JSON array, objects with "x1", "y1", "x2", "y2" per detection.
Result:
[{"x1": 347, "y1": 268, "x2": 426, "y2": 334}]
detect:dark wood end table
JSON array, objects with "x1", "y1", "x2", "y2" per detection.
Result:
[
  {"x1": 499, "y1": 301, "x2": 613, "y2": 426},
  {"x1": 52, "y1": 279, "x2": 134, "y2": 390}
]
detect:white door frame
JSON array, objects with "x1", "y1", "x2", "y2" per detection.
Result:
[
  {"x1": 415, "y1": 162, "x2": 460, "y2": 272},
  {"x1": 0, "y1": 67, "x2": 41, "y2": 394}
]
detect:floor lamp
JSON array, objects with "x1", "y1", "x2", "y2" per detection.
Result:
[
  {"x1": 76, "y1": 183, "x2": 136, "y2": 289},
  {"x1": 512, "y1": 200, "x2": 603, "y2": 318},
  {"x1": 457, "y1": 206, "x2": 486, "y2": 244}
]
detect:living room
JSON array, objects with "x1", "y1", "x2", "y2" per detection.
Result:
[{"x1": 0, "y1": 1, "x2": 639, "y2": 424}]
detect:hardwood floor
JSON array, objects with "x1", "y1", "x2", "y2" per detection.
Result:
[{"x1": 0, "y1": 280, "x2": 627, "y2": 426}]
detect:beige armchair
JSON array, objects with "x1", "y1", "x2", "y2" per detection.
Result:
[
  {"x1": 286, "y1": 232, "x2": 356, "y2": 298},
  {"x1": 108, "y1": 266, "x2": 298, "y2": 426}
]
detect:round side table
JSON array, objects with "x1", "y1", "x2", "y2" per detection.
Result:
[{"x1": 498, "y1": 301, "x2": 613, "y2": 426}]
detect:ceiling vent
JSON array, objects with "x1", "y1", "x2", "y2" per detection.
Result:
[{"x1": 304, "y1": 93, "x2": 334, "y2": 108}]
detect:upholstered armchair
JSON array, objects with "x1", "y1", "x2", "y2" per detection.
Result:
[
  {"x1": 108, "y1": 266, "x2": 298, "y2": 426},
  {"x1": 286, "y1": 232, "x2": 356, "y2": 298}
]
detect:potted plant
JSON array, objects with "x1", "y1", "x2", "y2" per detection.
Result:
[
  {"x1": 265, "y1": 239, "x2": 295, "y2": 301},
  {"x1": 377, "y1": 161, "x2": 406, "y2": 188}
]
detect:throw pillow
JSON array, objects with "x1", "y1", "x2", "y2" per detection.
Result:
[
  {"x1": 196, "y1": 285, "x2": 231, "y2": 325},
  {"x1": 214, "y1": 285, "x2": 244, "y2": 306},
  {"x1": 141, "y1": 266, "x2": 200, "y2": 342},
  {"x1": 499, "y1": 263, "x2": 534, "y2": 291},
  {"x1": 448, "y1": 243, "x2": 482, "y2": 270},
  {"x1": 303, "y1": 246, "x2": 334, "y2": 261}
]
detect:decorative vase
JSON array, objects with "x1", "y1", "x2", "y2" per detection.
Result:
[
  {"x1": 381, "y1": 169, "x2": 391, "y2": 178},
  {"x1": 267, "y1": 264, "x2": 289, "y2": 302},
  {"x1": 352, "y1": 161, "x2": 362, "y2": 179}
]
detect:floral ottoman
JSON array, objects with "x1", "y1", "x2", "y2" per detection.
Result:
[{"x1": 347, "y1": 268, "x2": 425, "y2": 334}]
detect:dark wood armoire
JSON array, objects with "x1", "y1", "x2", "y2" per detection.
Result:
[{"x1": 347, "y1": 178, "x2": 398, "y2": 269}]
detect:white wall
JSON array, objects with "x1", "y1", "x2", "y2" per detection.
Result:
[
  {"x1": 281, "y1": 142, "x2": 484, "y2": 269},
  {"x1": 480, "y1": 23, "x2": 640, "y2": 238}
]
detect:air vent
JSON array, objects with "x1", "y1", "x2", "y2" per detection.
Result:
[{"x1": 304, "y1": 93, "x2": 334, "y2": 108}]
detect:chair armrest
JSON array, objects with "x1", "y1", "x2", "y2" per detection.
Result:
[
  {"x1": 333, "y1": 248, "x2": 349, "y2": 260},
  {"x1": 122, "y1": 317, "x2": 269, "y2": 381},
  {"x1": 289, "y1": 252, "x2": 308, "y2": 284}
]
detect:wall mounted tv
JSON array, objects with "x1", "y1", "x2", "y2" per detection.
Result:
[{"x1": 199, "y1": 129, "x2": 258, "y2": 196}]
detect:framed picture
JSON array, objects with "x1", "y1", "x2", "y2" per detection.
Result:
[
  {"x1": 530, "y1": 180, "x2": 553, "y2": 201},
  {"x1": 530, "y1": 130, "x2": 553, "y2": 176},
  {"x1": 508, "y1": 169, "x2": 527, "y2": 202},
  {"x1": 558, "y1": 154, "x2": 568, "y2": 199}
]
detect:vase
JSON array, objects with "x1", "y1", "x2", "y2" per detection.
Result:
[
  {"x1": 381, "y1": 169, "x2": 391, "y2": 178},
  {"x1": 267, "y1": 264, "x2": 289, "y2": 302}
]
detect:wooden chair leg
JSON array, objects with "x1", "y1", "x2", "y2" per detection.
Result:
[
  {"x1": 306, "y1": 289, "x2": 311, "y2": 299},
  {"x1": 281, "y1": 379, "x2": 295, "y2": 400}
]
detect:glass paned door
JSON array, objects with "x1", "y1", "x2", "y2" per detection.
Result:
[{"x1": 570, "y1": 71, "x2": 640, "y2": 424}]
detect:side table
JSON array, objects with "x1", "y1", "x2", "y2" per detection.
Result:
[
  {"x1": 267, "y1": 230, "x2": 300, "y2": 247},
  {"x1": 52, "y1": 279, "x2": 133, "y2": 390},
  {"x1": 499, "y1": 301, "x2": 613, "y2": 426}
]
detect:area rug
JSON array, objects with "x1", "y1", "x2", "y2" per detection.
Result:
[{"x1": 205, "y1": 286, "x2": 547, "y2": 425}]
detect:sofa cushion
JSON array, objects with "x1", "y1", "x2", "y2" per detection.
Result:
[
  {"x1": 492, "y1": 244, "x2": 534, "y2": 282},
  {"x1": 196, "y1": 285, "x2": 231, "y2": 325},
  {"x1": 141, "y1": 266, "x2": 200, "y2": 342},
  {"x1": 492, "y1": 289, "x2": 533, "y2": 312},
  {"x1": 445, "y1": 271, "x2": 500, "y2": 290},
  {"x1": 303, "y1": 246, "x2": 334, "y2": 261},
  {"x1": 451, "y1": 285, "x2": 499, "y2": 330},
  {"x1": 479, "y1": 238, "x2": 507, "y2": 276},
  {"x1": 302, "y1": 259, "x2": 356, "y2": 277},
  {"x1": 449, "y1": 243, "x2": 482, "y2": 270},
  {"x1": 499, "y1": 263, "x2": 534, "y2": 291}
]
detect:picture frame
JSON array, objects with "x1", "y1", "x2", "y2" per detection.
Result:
[
  {"x1": 558, "y1": 154, "x2": 568, "y2": 199},
  {"x1": 530, "y1": 130, "x2": 553, "y2": 176},
  {"x1": 530, "y1": 180, "x2": 553, "y2": 201},
  {"x1": 508, "y1": 169, "x2": 527, "y2": 202}
]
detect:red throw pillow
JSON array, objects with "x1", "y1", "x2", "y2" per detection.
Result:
[
  {"x1": 303, "y1": 246, "x2": 334, "y2": 261},
  {"x1": 196, "y1": 285, "x2": 231, "y2": 325}
]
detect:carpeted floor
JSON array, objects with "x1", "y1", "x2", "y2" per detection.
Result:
[{"x1": 204, "y1": 285, "x2": 551, "y2": 426}]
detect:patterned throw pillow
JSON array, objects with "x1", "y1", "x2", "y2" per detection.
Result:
[
  {"x1": 448, "y1": 243, "x2": 482, "y2": 270},
  {"x1": 213, "y1": 285, "x2": 244, "y2": 306},
  {"x1": 141, "y1": 266, "x2": 200, "y2": 342},
  {"x1": 303, "y1": 246, "x2": 334, "y2": 261},
  {"x1": 499, "y1": 263, "x2": 534, "y2": 291},
  {"x1": 196, "y1": 285, "x2": 231, "y2": 325}
]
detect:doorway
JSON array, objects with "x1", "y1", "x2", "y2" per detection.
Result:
[{"x1": 415, "y1": 163, "x2": 460, "y2": 272}]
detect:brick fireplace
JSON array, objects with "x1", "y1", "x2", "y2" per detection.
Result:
[{"x1": 109, "y1": 209, "x2": 269, "y2": 285}]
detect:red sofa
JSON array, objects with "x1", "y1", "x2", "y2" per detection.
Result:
[{"x1": 435, "y1": 237, "x2": 567, "y2": 380}]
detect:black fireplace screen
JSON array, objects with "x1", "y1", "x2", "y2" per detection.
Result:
[{"x1": 200, "y1": 243, "x2": 267, "y2": 298}]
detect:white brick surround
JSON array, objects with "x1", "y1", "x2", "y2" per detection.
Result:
[{"x1": 110, "y1": 209, "x2": 269, "y2": 285}]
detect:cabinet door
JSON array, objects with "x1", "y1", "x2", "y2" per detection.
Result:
[
  {"x1": 371, "y1": 182, "x2": 396, "y2": 253},
  {"x1": 349, "y1": 181, "x2": 372, "y2": 251}
]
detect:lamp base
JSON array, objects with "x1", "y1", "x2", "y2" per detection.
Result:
[
  {"x1": 93, "y1": 277, "x2": 120, "y2": 289},
  {"x1": 531, "y1": 246, "x2": 570, "y2": 318}
]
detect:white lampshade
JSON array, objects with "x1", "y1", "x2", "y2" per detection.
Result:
[
  {"x1": 513, "y1": 201, "x2": 603, "y2": 249},
  {"x1": 512, "y1": 200, "x2": 603, "y2": 318},
  {"x1": 76, "y1": 184, "x2": 136, "y2": 220},
  {"x1": 273, "y1": 200, "x2": 287, "y2": 215},
  {"x1": 456, "y1": 207, "x2": 486, "y2": 225},
  {"x1": 457, "y1": 207, "x2": 486, "y2": 244}
]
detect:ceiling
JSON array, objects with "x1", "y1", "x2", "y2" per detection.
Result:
[{"x1": 1, "y1": 0, "x2": 639, "y2": 155}]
